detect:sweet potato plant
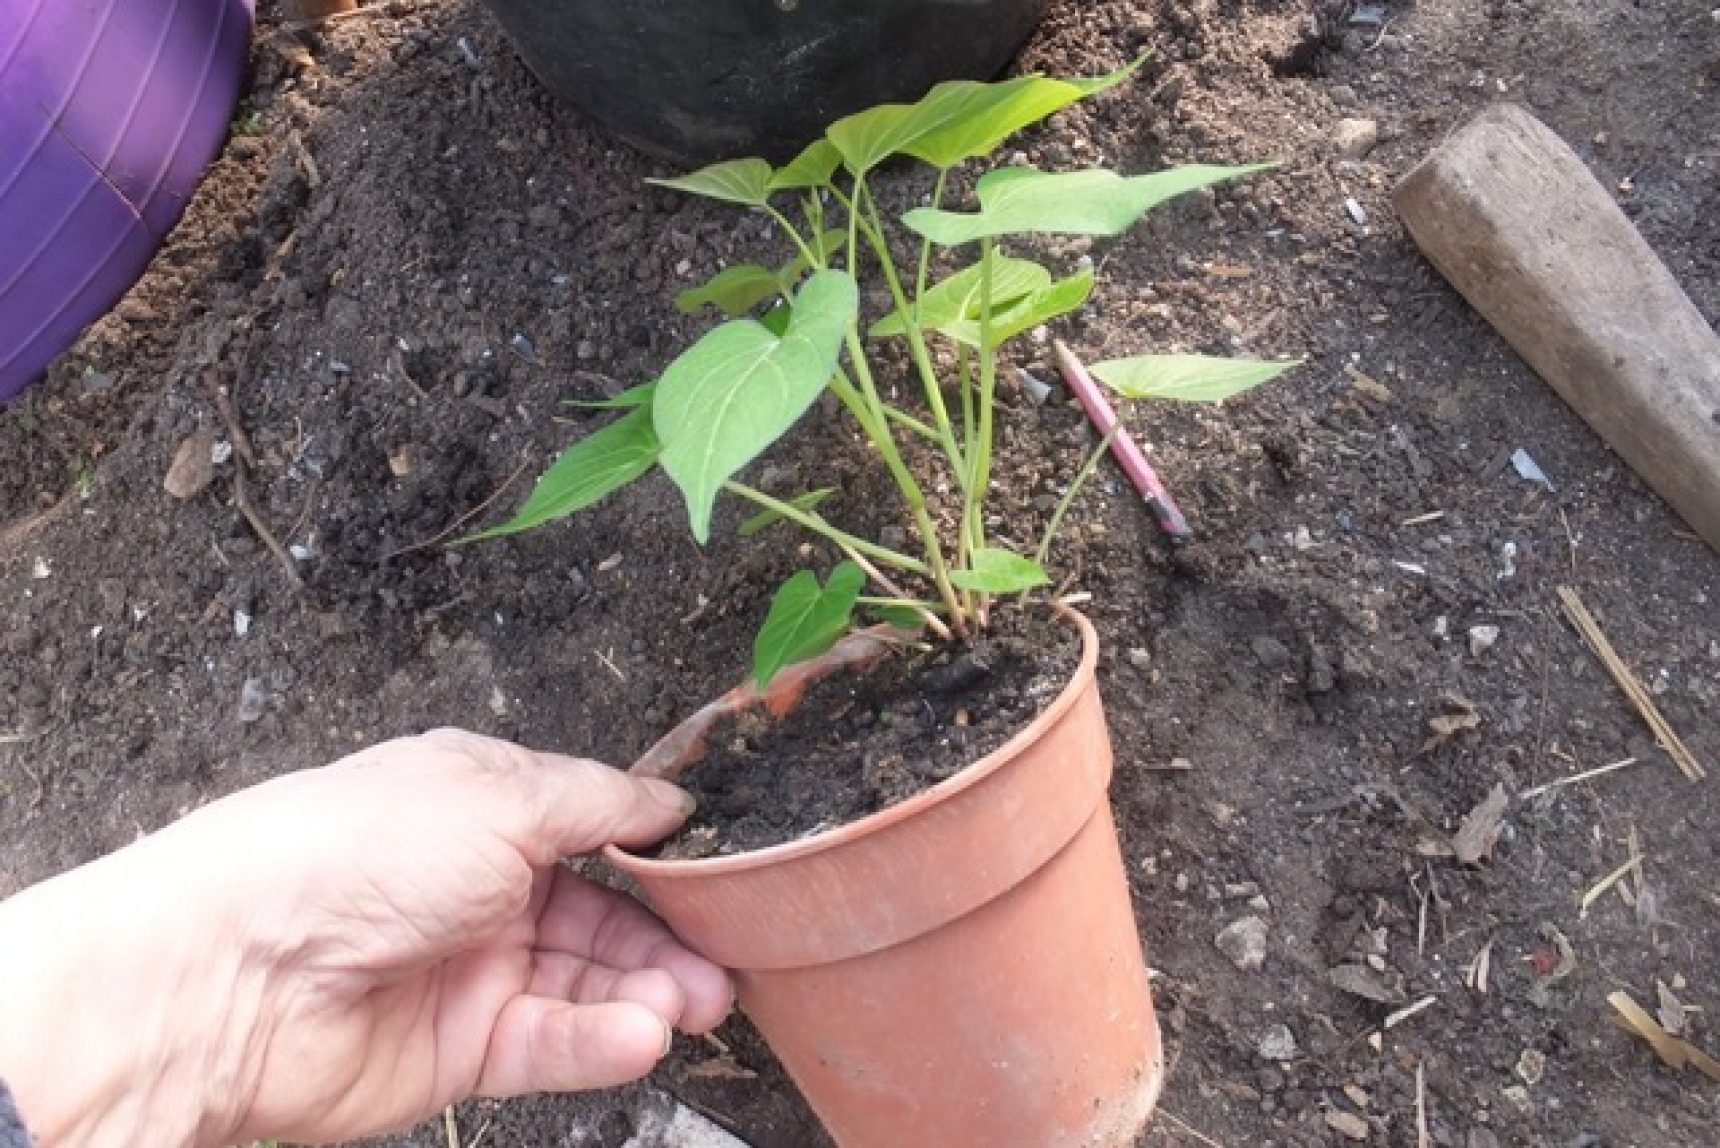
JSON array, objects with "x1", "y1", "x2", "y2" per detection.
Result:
[{"x1": 477, "y1": 60, "x2": 1291, "y2": 685}]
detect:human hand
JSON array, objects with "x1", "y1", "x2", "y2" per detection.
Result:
[{"x1": 0, "y1": 729, "x2": 733, "y2": 1147}]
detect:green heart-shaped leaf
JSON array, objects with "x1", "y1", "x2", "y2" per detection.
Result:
[
  {"x1": 464, "y1": 405, "x2": 659, "y2": 541},
  {"x1": 656, "y1": 270, "x2": 858, "y2": 542},
  {"x1": 948, "y1": 547, "x2": 1050, "y2": 593},
  {"x1": 752, "y1": 561, "x2": 866, "y2": 687},
  {"x1": 870, "y1": 255, "x2": 1049, "y2": 339},
  {"x1": 1090, "y1": 355, "x2": 1296, "y2": 403},
  {"x1": 770, "y1": 139, "x2": 842, "y2": 191},
  {"x1": 904, "y1": 55, "x2": 1145, "y2": 170},
  {"x1": 903, "y1": 164, "x2": 1274, "y2": 246},
  {"x1": 941, "y1": 267, "x2": 1095, "y2": 347},
  {"x1": 649, "y1": 157, "x2": 773, "y2": 207},
  {"x1": 675, "y1": 265, "x2": 783, "y2": 316},
  {"x1": 826, "y1": 57, "x2": 1145, "y2": 175},
  {"x1": 679, "y1": 229, "x2": 851, "y2": 317}
]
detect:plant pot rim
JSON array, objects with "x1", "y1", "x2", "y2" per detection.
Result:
[{"x1": 605, "y1": 603, "x2": 1099, "y2": 877}]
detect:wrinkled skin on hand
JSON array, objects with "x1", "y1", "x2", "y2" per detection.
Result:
[{"x1": 0, "y1": 729, "x2": 733, "y2": 1148}]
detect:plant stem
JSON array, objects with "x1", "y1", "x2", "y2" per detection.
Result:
[
  {"x1": 956, "y1": 343, "x2": 976, "y2": 467},
  {"x1": 855, "y1": 187, "x2": 968, "y2": 487},
  {"x1": 1034, "y1": 422, "x2": 1122, "y2": 568},
  {"x1": 724, "y1": 481, "x2": 931, "y2": 576},
  {"x1": 958, "y1": 239, "x2": 1000, "y2": 601},
  {"x1": 764, "y1": 205, "x2": 817, "y2": 267},
  {"x1": 839, "y1": 545, "x2": 952, "y2": 640},
  {"x1": 841, "y1": 331, "x2": 967, "y2": 632},
  {"x1": 881, "y1": 403, "x2": 941, "y2": 443},
  {"x1": 858, "y1": 595, "x2": 948, "y2": 612},
  {"x1": 913, "y1": 168, "x2": 950, "y2": 313}
]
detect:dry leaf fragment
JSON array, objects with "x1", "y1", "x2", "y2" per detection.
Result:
[
  {"x1": 1331, "y1": 963, "x2": 1408, "y2": 1004},
  {"x1": 1325, "y1": 1109, "x2": 1371, "y2": 1141},
  {"x1": 1608, "y1": 991, "x2": 1720, "y2": 1080},
  {"x1": 1345, "y1": 364, "x2": 1395, "y2": 403},
  {"x1": 1465, "y1": 938, "x2": 1494, "y2": 994},
  {"x1": 1423, "y1": 697, "x2": 1482, "y2": 751},
  {"x1": 1452, "y1": 784, "x2": 1508, "y2": 864},
  {"x1": 685, "y1": 1055, "x2": 758, "y2": 1080},
  {"x1": 1656, "y1": 980, "x2": 1688, "y2": 1038}
]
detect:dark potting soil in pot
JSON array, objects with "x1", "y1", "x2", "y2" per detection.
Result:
[{"x1": 655, "y1": 608, "x2": 1081, "y2": 859}]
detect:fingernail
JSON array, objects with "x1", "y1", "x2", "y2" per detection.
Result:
[
  {"x1": 643, "y1": 778, "x2": 697, "y2": 817},
  {"x1": 660, "y1": 1020, "x2": 676, "y2": 1057}
]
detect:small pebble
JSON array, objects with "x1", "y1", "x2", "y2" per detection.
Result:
[
  {"x1": 1469, "y1": 624, "x2": 1501, "y2": 657},
  {"x1": 1257, "y1": 1024, "x2": 1298, "y2": 1061},
  {"x1": 1215, "y1": 916, "x2": 1269, "y2": 971},
  {"x1": 164, "y1": 430, "x2": 217, "y2": 499},
  {"x1": 238, "y1": 678, "x2": 268, "y2": 724},
  {"x1": 1326, "y1": 1110, "x2": 1370, "y2": 1141},
  {"x1": 1333, "y1": 118, "x2": 1379, "y2": 160}
]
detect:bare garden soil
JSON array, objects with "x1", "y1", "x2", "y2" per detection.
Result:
[{"x1": 2, "y1": 2, "x2": 1716, "y2": 1146}]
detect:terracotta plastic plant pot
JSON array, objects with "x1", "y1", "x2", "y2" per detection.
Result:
[
  {"x1": 474, "y1": 0, "x2": 1049, "y2": 164},
  {"x1": 607, "y1": 609, "x2": 1163, "y2": 1147}
]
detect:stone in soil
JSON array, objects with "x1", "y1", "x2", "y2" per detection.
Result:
[{"x1": 1216, "y1": 915, "x2": 1269, "y2": 970}]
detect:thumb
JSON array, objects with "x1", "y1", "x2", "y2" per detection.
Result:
[
  {"x1": 523, "y1": 749, "x2": 697, "y2": 860},
  {"x1": 477, "y1": 997, "x2": 673, "y2": 1097},
  {"x1": 424, "y1": 731, "x2": 695, "y2": 862}
]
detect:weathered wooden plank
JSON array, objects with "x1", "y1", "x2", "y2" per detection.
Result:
[{"x1": 1395, "y1": 103, "x2": 1720, "y2": 551}]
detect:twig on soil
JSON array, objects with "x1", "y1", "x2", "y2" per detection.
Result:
[
  {"x1": 203, "y1": 376, "x2": 303, "y2": 591},
  {"x1": 1156, "y1": 1110, "x2": 1227, "y2": 1148},
  {"x1": 16, "y1": 760, "x2": 45, "y2": 809},
  {"x1": 0, "y1": 491, "x2": 77, "y2": 555},
  {"x1": 1412, "y1": 872, "x2": 1429, "y2": 956},
  {"x1": 288, "y1": 478, "x2": 321, "y2": 543},
  {"x1": 1556, "y1": 586, "x2": 1705, "y2": 780},
  {"x1": 234, "y1": 458, "x2": 305, "y2": 591},
  {"x1": 1399, "y1": 510, "x2": 1445, "y2": 527},
  {"x1": 1520, "y1": 756, "x2": 1642, "y2": 798},
  {"x1": 594, "y1": 648, "x2": 627, "y2": 682},
  {"x1": 379, "y1": 457, "x2": 531, "y2": 561},
  {"x1": 1142, "y1": 758, "x2": 1195, "y2": 772},
  {"x1": 389, "y1": 346, "x2": 429, "y2": 400},
  {"x1": 1383, "y1": 995, "x2": 1438, "y2": 1030},
  {"x1": 285, "y1": 129, "x2": 322, "y2": 189},
  {"x1": 1580, "y1": 852, "x2": 1643, "y2": 919},
  {"x1": 441, "y1": 1105, "x2": 461, "y2": 1148},
  {"x1": 1415, "y1": 1063, "x2": 1430, "y2": 1148},
  {"x1": 1608, "y1": 990, "x2": 1720, "y2": 1080}
]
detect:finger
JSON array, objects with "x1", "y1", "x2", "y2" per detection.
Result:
[
  {"x1": 536, "y1": 869, "x2": 734, "y2": 1033},
  {"x1": 417, "y1": 729, "x2": 695, "y2": 861},
  {"x1": 476, "y1": 997, "x2": 671, "y2": 1097},
  {"x1": 529, "y1": 953, "x2": 687, "y2": 1025}
]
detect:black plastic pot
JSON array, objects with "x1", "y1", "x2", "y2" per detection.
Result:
[{"x1": 475, "y1": 0, "x2": 1048, "y2": 164}]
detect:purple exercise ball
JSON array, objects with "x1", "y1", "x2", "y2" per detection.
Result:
[{"x1": 0, "y1": 0, "x2": 253, "y2": 400}]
